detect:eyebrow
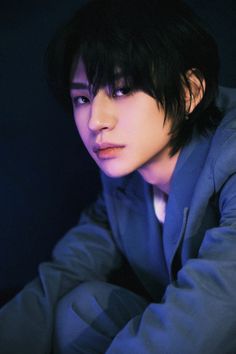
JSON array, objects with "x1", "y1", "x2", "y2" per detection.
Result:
[
  {"x1": 70, "y1": 73, "x2": 129, "y2": 90},
  {"x1": 70, "y1": 82, "x2": 89, "y2": 90}
]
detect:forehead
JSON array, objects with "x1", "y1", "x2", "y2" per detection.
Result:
[
  {"x1": 70, "y1": 56, "x2": 126, "y2": 88},
  {"x1": 70, "y1": 58, "x2": 88, "y2": 83}
]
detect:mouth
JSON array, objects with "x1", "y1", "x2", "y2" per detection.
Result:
[{"x1": 93, "y1": 143, "x2": 125, "y2": 159}]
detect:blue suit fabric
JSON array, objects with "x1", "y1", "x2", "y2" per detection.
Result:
[{"x1": 1, "y1": 88, "x2": 236, "y2": 353}]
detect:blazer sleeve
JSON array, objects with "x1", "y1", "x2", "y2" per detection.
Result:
[
  {"x1": 0, "y1": 191, "x2": 123, "y2": 354},
  {"x1": 106, "y1": 168, "x2": 236, "y2": 352}
]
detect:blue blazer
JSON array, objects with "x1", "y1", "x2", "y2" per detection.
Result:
[{"x1": 1, "y1": 88, "x2": 236, "y2": 353}]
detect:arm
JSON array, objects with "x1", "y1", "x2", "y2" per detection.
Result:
[
  {"x1": 0, "y1": 192, "x2": 123, "y2": 354},
  {"x1": 106, "y1": 177, "x2": 236, "y2": 353}
]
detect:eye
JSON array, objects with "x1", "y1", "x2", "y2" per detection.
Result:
[
  {"x1": 112, "y1": 86, "x2": 132, "y2": 98},
  {"x1": 72, "y1": 95, "x2": 90, "y2": 107}
]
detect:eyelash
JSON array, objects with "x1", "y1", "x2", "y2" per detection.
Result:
[
  {"x1": 72, "y1": 86, "x2": 133, "y2": 107},
  {"x1": 72, "y1": 96, "x2": 90, "y2": 106},
  {"x1": 112, "y1": 86, "x2": 132, "y2": 97}
]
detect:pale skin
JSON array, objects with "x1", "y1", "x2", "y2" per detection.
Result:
[{"x1": 70, "y1": 59, "x2": 204, "y2": 195}]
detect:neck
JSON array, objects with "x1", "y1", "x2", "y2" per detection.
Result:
[{"x1": 138, "y1": 148, "x2": 180, "y2": 194}]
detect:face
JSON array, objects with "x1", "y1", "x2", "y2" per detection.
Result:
[{"x1": 70, "y1": 59, "x2": 174, "y2": 182}]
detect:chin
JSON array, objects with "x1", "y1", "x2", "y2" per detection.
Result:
[{"x1": 99, "y1": 164, "x2": 135, "y2": 179}]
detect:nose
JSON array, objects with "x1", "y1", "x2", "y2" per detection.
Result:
[{"x1": 88, "y1": 90, "x2": 116, "y2": 133}]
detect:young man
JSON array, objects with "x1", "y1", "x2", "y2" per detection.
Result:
[{"x1": 1, "y1": 0, "x2": 236, "y2": 353}]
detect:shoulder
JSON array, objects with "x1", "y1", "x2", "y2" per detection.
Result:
[
  {"x1": 217, "y1": 86, "x2": 236, "y2": 113},
  {"x1": 211, "y1": 106, "x2": 236, "y2": 149},
  {"x1": 209, "y1": 107, "x2": 236, "y2": 190}
]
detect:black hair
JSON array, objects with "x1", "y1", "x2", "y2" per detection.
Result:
[{"x1": 46, "y1": 0, "x2": 222, "y2": 155}]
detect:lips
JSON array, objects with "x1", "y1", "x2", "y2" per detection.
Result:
[
  {"x1": 93, "y1": 143, "x2": 125, "y2": 159},
  {"x1": 93, "y1": 143, "x2": 125, "y2": 152}
]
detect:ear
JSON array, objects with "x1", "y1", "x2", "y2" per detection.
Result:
[{"x1": 184, "y1": 69, "x2": 206, "y2": 114}]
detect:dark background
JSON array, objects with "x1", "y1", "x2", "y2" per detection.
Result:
[{"x1": 0, "y1": 0, "x2": 236, "y2": 295}]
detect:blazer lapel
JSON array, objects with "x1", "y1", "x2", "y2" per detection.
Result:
[
  {"x1": 108, "y1": 129, "x2": 213, "y2": 290},
  {"x1": 162, "y1": 130, "x2": 213, "y2": 279},
  {"x1": 113, "y1": 174, "x2": 169, "y2": 299}
]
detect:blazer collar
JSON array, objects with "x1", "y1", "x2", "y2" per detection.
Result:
[
  {"x1": 162, "y1": 130, "x2": 214, "y2": 274},
  {"x1": 113, "y1": 174, "x2": 170, "y2": 296},
  {"x1": 111, "y1": 129, "x2": 214, "y2": 281}
]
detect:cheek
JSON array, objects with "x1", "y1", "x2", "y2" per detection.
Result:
[
  {"x1": 74, "y1": 109, "x2": 86, "y2": 132},
  {"x1": 73, "y1": 116, "x2": 89, "y2": 146},
  {"x1": 74, "y1": 106, "x2": 91, "y2": 134},
  {"x1": 74, "y1": 116, "x2": 81, "y2": 133}
]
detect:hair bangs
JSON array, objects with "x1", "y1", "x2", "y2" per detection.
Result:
[
  {"x1": 46, "y1": 0, "x2": 222, "y2": 155},
  {"x1": 76, "y1": 34, "x2": 156, "y2": 99}
]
